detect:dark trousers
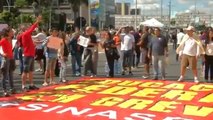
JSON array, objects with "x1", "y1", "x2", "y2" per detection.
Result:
[
  {"x1": 83, "y1": 49, "x2": 94, "y2": 75},
  {"x1": 176, "y1": 44, "x2": 180, "y2": 61},
  {"x1": 1, "y1": 58, "x2": 14, "y2": 91},
  {"x1": 205, "y1": 55, "x2": 213, "y2": 81},
  {"x1": 18, "y1": 48, "x2": 23, "y2": 74},
  {"x1": 71, "y1": 53, "x2": 82, "y2": 75},
  {"x1": 106, "y1": 53, "x2": 114, "y2": 77},
  {"x1": 43, "y1": 55, "x2": 46, "y2": 74},
  {"x1": 135, "y1": 48, "x2": 141, "y2": 67}
]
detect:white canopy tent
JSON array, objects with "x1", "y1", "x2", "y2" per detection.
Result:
[{"x1": 140, "y1": 18, "x2": 164, "y2": 27}]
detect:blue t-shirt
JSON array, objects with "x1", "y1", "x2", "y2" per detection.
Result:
[{"x1": 150, "y1": 35, "x2": 168, "y2": 56}]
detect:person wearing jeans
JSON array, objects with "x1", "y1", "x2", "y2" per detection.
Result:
[
  {"x1": 149, "y1": 27, "x2": 168, "y2": 80},
  {"x1": 69, "y1": 27, "x2": 82, "y2": 76},
  {"x1": 58, "y1": 32, "x2": 69, "y2": 82},
  {"x1": 204, "y1": 29, "x2": 213, "y2": 82},
  {"x1": 0, "y1": 26, "x2": 16, "y2": 96},
  {"x1": 101, "y1": 31, "x2": 116, "y2": 77}
]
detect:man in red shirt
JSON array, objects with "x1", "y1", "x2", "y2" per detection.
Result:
[
  {"x1": 21, "y1": 15, "x2": 42, "y2": 91},
  {"x1": 0, "y1": 27, "x2": 16, "y2": 96}
]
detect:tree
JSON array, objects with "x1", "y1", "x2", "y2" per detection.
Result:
[
  {"x1": 68, "y1": 0, "x2": 88, "y2": 19},
  {"x1": 15, "y1": 0, "x2": 28, "y2": 7},
  {"x1": 170, "y1": 18, "x2": 176, "y2": 26},
  {"x1": 0, "y1": 11, "x2": 13, "y2": 24}
]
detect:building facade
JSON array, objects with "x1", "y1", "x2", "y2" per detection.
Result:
[{"x1": 175, "y1": 12, "x2": 213, "y2": 27}]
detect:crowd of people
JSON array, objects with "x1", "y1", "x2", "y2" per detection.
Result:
[{"x1": 0, "y1": 15, "x2": 212, "y2": 97}]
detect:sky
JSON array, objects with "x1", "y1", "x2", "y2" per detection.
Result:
[{"x1": 115, "y1": 0, "x2": 213, "y2": 17}]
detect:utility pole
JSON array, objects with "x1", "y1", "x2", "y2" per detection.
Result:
[
  {"x1": 88, "y1": 0, "x2": 91, "y2": 26},
  {"x1": 168, "y1": 0, "x2": 171, "y2": 30},
  {"x1": 161, "y1": 0, "x2": 163, "y2": 21},
  {"x1": 79, "y1": 1, "x2": 82, "y2": 30},
  {"x1": 135, "y1": 0, "x2": 137, "y2": 30},
  {"x1": 194, "y1": 0, "x2": 197, "y2": 25}
]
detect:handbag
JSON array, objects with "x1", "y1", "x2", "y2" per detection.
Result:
[{"x1": 113, "y1": 48, "x2": 120, "y2": 60}]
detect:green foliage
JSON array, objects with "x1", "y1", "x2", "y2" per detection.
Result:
[
  {"x1": 22, "y1": 14, "x2": 34, "y2": 23},
  {"x1": 195, "y1": 24, "x2": 206, "y2": 31},
  {"x1": 15, "y1": 0, "x2": 28, "y2": 7},
  {"x1": 170, "y1": 18, "x2": 176, "y2": 25},
  {"x1": 0, "y1": 11, "x2": 12, "y2": 23}
]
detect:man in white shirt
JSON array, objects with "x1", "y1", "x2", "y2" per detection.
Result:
[
  {"x1": 32, "y1": 28, "x2": 47, "y2": 73},
  {"x1": 176, "y1": 26, "x2": 205, "y2": 83},
  {"x1": 120, "y1": 26, "x2": 135, "y2": 75},
  {"x1": 176, "y1": 28, "x2": 185, "y2": 61}
]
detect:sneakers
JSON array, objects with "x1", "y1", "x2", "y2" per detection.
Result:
[
  {"x1": 194, "y1": 78, "x2": 200, "y2": 83},
  {"x1": 162, "y1": 77, "x2": 166, "y2": 80},
  {"x1": 22, "y1": 87, "x2": 29, "y2": 92},
  {"x1": 143, "y1": 75, "x2": 149, "y2": 79},
  {"x1": 49, "y1": 81, "x2": 57, "y2": 85},
  {"x1": 42, "y1": 82, "x2": 48, "y2": 86},
  {"x1": 29, "y1": 85, "x2": 39, "y2": 90},
  {"x1": 177, "y1": 76, "x2": 184, "y2": 82},
  {"x1": 75, "y1": 72, "x2": 81, "y2": 77},
  {"x1": 90, "y1": 74, "x2": 96, "y2": 78},
  {"x1": 35, "y1": 68, "x2": 43, "y2": 72},
  {"x1": 61, "y1": 80, "x2": 67, "y2": 83},
  {"x1": 129, "y1": 72, "x2": 133, "y2": 76},
  {"x1": 121, "y1": 71, "x2": 125, "y2": 75},
  {"x1": 3, "y1": 92, "x2": 10, "y2": 97}
]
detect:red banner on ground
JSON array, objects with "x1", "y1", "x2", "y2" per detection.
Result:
[{"x1": 0, "y1": 78, "x2": 213, "y2": 120}]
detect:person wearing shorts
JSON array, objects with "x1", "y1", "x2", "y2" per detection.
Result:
[
  {"x1": 42, "y1": 28, "x2": 59, "y2": 86},
  {"x1": 32, "y1": 28, "x2": 47, "y2": 72},
  {"x1": 176, "y1": 26, "x2": 205, "y2": 83},
  {"x1": 20, "y1": 16, "x2": 42, "y2": 92},
  {"x1": 138, "y1": 26, "x2": 151, "y2": 79}
]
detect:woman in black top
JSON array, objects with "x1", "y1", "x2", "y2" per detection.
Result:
[{"x1": 101, "y1": 31, "x2": 116, "y2": 77}]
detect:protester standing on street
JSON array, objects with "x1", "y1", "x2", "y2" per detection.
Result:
[
  {"x1": 69, "y1": 27, "x2": 82, "y2": 76},
  {"x1": 176, "y1": 28, "x2": 185, "y2": 61},
  {"x1": 82, "y1": 26, "x2": 97, "y2": 77},
  {"x1": 176, "y1": 26, "x2": 205, "y2": 83},
  {"x1": 0, "y1": 27, "x2": 16, "y2": 96},
  {"x1": 32, "y1": 28, "x2": 47, "y2": 73},
  {"x1": 91, "y1": 27, "x2": 99, "y2": 76},
  {"x1": 148, "y1": 27, "x2": 168, "y2": 80},
  {"x1": 43, "y1": 28, "x2": 60, "y2": 86},
  {"x1": 58, "y1": 32, "x2": 69, "y2": 83},
  {"x1": 204, "y1": 28, "x2": 213, "y2": 82},
  {"x1": 121, "y1": 26, "x2": 135, "y2": 75},
  {"x1": 21, "y1": 15, "x2": 42, "y2": 91},
  {"x1": 138, "y1": 26, "x2": 151, "y2": 79},
  {"x1": 101, "y1": 31, "x2": 116, "y2": 77}
]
